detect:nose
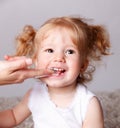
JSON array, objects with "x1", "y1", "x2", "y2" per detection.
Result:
[{"x1": 54, "y1": 53, "x2": 65, "y2": 63}]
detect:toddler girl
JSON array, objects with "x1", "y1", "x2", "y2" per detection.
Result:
[{"x1": 0, "y1": 16, "x2": 110, "y2": 128}]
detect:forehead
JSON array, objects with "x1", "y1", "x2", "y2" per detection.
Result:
[
  {"x1": 45, "y1": 28, "x2": 71, "y2": 40},
  {"x1": 35, "y1": 27, "x2": 78, "y2": 46},
  {"x1": 46, "y1": 29, "x2": 76, "y2": 48}
]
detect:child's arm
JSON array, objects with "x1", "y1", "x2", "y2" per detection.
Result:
[
  {"x1": 83, "y1": 97, "x2": 104, "y2": 128},
  {"x1": 0, "y1": 90, "x2": 31, "y2": 127},
  {"x1": 0, "y1": 109, "x2": 17, "y2": 127}
]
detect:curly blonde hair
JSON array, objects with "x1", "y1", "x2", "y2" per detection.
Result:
[{"x1": 15, "y1": 16, "x2": 110, "y2": 84}]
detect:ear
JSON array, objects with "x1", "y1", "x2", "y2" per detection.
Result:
[{"x1": 80, "y1": 59, "x2": 89, "y2": 73}]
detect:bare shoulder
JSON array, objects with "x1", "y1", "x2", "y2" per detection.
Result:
[{"x1": 83, "y1": 96, "x2": 104, "y2": 128}]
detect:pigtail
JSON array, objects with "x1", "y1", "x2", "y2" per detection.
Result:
[
  {"x1": 78, "y1": 23, "x2": 111, "y2": 84},
  {"x1": 15, "y1": 25, "x2": 36, "y2": 58},
  {"x1": 89, "y1": 25, "x2": 110, "y2": 60}
]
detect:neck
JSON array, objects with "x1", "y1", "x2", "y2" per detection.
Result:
[
  {"x1": 48, "y1": 83, "x2": 77, "y2": 97},
  {"x1": 47, "y1": 83, "x2": 77, "y2": 108}
]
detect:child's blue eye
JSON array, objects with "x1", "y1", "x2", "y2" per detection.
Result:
[
  {"x1": 65, "y1": 49, "x2": 74, "y2": 54},
  {"x1": 46, "y1": 49, "x2": 53, "y2": 53}
]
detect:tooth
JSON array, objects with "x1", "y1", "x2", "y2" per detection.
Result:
[
  {"x1": 51, "y1": 67, "x2": 58, "y2": 73},
  {"x1": 50, "y1": 67, "x2": 65, "y2": 73},
  {"x1": 53, "y1": 68, "x2": 58, "y2": 71}
]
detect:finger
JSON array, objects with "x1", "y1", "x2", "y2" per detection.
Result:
[
  {"x1": 4, "y1": 55, "x2": 9, "y2": 60},
  {"x1": 4, "y1": 55, "x2": 26, "y2": 61},
  {"x1": 9, "y1": 58, "x2": 32, "y2": 71},
  {"x1": 21, "y1": 69, "x2": 53, "y2": 79},
  {"x1": 34, "y1": 69, "x2": 53, "y2": 78},
  {"x1": 6, "y1": 69, "x2": 53, "y2": 84},
  {"x1": 4, "y1": 55, "x2": 33, "y2": 67}
]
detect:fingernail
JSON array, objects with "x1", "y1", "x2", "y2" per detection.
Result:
[{"x1": 25, "y1": 58, "x2": 32, "y2": 65}]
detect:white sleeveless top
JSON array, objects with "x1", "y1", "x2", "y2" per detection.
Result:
[{"x1": 28, "y1": 82, "x2": 95, "y2": 128}]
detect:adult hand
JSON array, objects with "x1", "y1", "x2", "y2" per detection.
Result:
[{"x1": 0, "y1": 55, "x2": 51, "y2": 85}]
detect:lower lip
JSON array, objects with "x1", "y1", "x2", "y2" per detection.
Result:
[{"x1": 50, "y1": 72, "x2": 65, "y2": 78}]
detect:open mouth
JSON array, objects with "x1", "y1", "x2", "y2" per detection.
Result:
[{"x1": 50, "y1": 67, "x2": 66, "y2": 75}]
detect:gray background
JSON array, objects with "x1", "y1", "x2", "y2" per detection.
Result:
[{"x1": 0, "y1": 0, "x2": 120, "y2": 97}]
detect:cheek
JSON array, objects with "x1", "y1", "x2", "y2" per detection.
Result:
[
  {"x1": 35, "y1": 56, "x2": 47, "y2": 69},
  {"x1": 70, "y1": 58, "x2": 81, "y2": 73},
  {"x1": 71, "y1": 55, "x2": 81, "y2": 66},
  {"x1": 73, "y1": 63, "x2": 81, "y2": 74}
]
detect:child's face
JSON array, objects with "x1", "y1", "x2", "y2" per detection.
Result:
[{"x1": 35, "y1": 28, "x2": 81, "y2": 88}]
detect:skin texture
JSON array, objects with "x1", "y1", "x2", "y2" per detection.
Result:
[
  {"x1": 0, "y1": 28, "x2": 104, "y2": 128},
  {"x1": 0, "y1": 56, "x2": 52, "y2": 85},
  {"x1": 36, "y1": 28, "x2": 81, "y2": 89}
]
